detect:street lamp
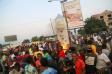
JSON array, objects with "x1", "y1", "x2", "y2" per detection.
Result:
[{"x1": 48, "y1": 0, "x2": 71, "y2": 46}]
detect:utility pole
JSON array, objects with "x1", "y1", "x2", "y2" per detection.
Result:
[{"x1": 60, "y1": 1, "x2": 71, "y2": 46}]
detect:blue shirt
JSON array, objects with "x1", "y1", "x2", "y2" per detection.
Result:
[
  {"x1": 25, "y1": 64, "x2": 38, "y2": 74},
  {"x1": 44, "y1": 53, "x2": 52, "y2": 62},
  {"x1": 42, "y1": 67, "x2": 57, "y2": 74}
]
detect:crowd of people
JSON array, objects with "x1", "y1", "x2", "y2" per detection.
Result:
[{"x1": 0, "y1": 32, "x2": 112, "y2": 74}]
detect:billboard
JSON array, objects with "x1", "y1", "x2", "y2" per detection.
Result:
[
  {"x1": 63, "y1": 0, "x2": 84, "y2": 29},
  {"x1": 55, "y1": 15, "x2": 70, "y2": 47},
  {"x1": 4, "y1": 35, "x2": 17, "y2": 42}
]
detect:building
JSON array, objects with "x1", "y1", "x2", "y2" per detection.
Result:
[{"x1": 92, "y1": 10, "x2": 112, "y2": 30}]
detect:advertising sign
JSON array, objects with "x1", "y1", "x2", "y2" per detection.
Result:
[
  {"x1": 55, "y1": 15, "x2": 70, "y2": 47},
  {"x1": 4, "y1": 35, "x2": 17, "y2": 42},
  {"x1": 63, "y1": 0, "x2": 84, "y2": 29}
]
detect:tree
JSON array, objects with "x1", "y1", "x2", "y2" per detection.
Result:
[
  {"x1": 23, "y1": 39, "x2": 30, "y2": 43},
  {"x1": 78, "y1": 28, "x2": 86, "y2": 35},
  {"x1": 39, "y1": 36, "x2": 45, "y2": 41},
  {"x1": 31, "y1": 36, "x2": 39, "y2": 42},
  {"x1": 84, "y1": 17, "x2": 107, "y2": 34}
]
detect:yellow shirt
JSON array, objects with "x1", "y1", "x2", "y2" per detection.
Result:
[
  {"x1": 91, "y1": 45, "x2": 96, "y2": 54},
  {"x1": 33, "y1": 51, "x2": 44, "y2": 58}
]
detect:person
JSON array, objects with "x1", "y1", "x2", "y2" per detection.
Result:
[
  {"x1": 72, "y1": 53, "x2": 85, "y2": 74},
  {"x1": 1, "y1": 53, "x2": 8, "y2": 74},
  {"x1": 63, "y1": 57, "x2": 75, "y2": 74},
  {"x1": 106, "y1": 35, "x2": 112, "y2": 51},
  {"x1": 35, "y1": 53, "x2": 43, "y2": 73},
  {"x1": 93, "y1": 34, "x2": 98, "y2": 42},
  {"x1": 40, "y1": 58, "x2": 57, "y2": 74},
  {"x1": 91, "y1": 42, "x2": 97, "y2": 55},
  {"x1": 85, "y1": 48, "x2": 97, "y2": 74},
  {"x1": 77, "y1": 50, "x2": 85, "y2": 62},
  {"x1": 43, "y1": 50, "x2": 53, "y2": 62},
  {"x1": 109, "y1": 50, "x2": 112, "y2": 62},
  {"x1": 24, "y1": 56, "x2": 38, "y2": 74},
  {"x1": 65, "y1": 47, "x2": 76, "y2": 61},
  {"x1": 102, "y1": 43, "x2": 110, "y2": 56},
  {"x1": 9, "y1": 63, "x2": 22, "y2": 74},
  {"x1": 58, "y1": 46, "x2": 66, "y2": 62},
  {"x1": 96, "y1": 46, "x2": 112, "y2": 74},
  {"x1": 22, "y1": 51, "x2": 30, "y2": 68},
  {"x1": 33, "y1": 50, "x2": 44, "y2": 59},
  {"x1": 88, "y1": 39, "x2": 97, "y2": 55},
  {"x1": 108, "y1": 49, "x2": 112, "y2": 72},
  {"x1": 0, "y1": 53, "x2": 3, "y2": 74}
]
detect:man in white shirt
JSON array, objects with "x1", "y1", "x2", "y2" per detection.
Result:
[
  {"x1": 102, "y1": 44, "x2": 110, "y2": 56},
  {"x1": 96, "y1": 53, "x2": 110, "y2": 69},
  {"x1": 93, "y1": 34, "x2": 98, "y2": 42},
  {"x1": 96, "y1": 46, "x2": 111, "y2": 74}
]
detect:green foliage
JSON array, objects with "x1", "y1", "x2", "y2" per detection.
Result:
[
  {"x1": 31, "y1": 36, "x2": 39, "y2": 42},
  {"x1": 38, "y1": 36, "x2": 45, "y2": 41},
  {"x1": 84, "y1": 17, "x2": 107, "y2": 34},
  {"x1": 78, "y1": 28, "x2": 86, "y2": 35},
  {"x1": 23, "y1": 39, "x2": 30, "y2": 43},
  {"x1": 32, "y1": 36, "x2": 45, "y2": 42}
]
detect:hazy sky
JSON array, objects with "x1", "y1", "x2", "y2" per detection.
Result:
[{"x1": 0, "y1": 0, "x2": 112, "y2": 44}]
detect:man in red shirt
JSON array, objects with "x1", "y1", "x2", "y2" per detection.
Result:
[
  {"x1": 72, "y1": 53, "x2": 85, "y2": 74},
  {"x1": 58, "y1": 46, "x2": 66, "y2": 59}
]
